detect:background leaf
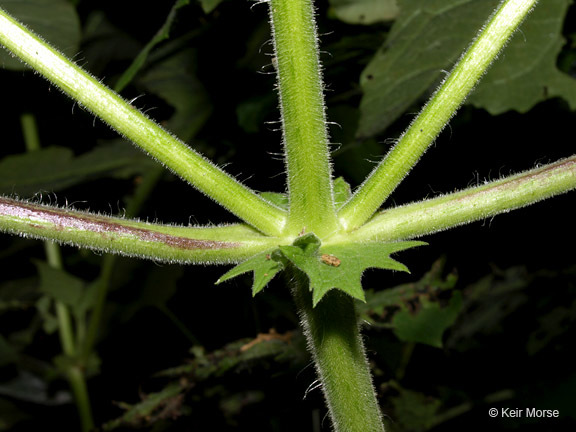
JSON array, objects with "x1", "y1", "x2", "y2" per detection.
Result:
[
  {"x1": 389, "y1": 386, "x2": 442, "y2": 432},
  {"x1": 35, "y1": 261, "x2": 97, "y2": 322},
  {"x1": 468, "y1": 0, "x2": 576, "y2": 114},
  {"x1": 138, "y1": 47, "x2": 212, "y2": 141},
  {"x1": 357, "y1": 0, "x2": 576, "y2": 139},
  {"x1": 392, "y1": 291, "x2": 462, "y2": 348},
  {"x1": 329, "y1": 0, "x2": 399, "y2": 25},
  {"x1": 360, "y1": 258, "x2": 461, "y2": 347},
  {"x1": 0, "y1": 142, "x2": 155, "y2": 196},
  {"x1": 198, "y1": 0, "x2": 225, "y2": 14},
  {"x1": 357, "y1": 0, "x2": 499, "y2": 138},
  {"x1": 113, "y1": 0, "x2": 190, "y2": 93}
]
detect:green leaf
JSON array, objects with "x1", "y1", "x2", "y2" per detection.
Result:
[
  {"x1": 0, "y1": 142, "x2": 154, "y2": 196},
  {"x1": 333, "y1": 176, "x2": 352, "y2": 208},
  {"x1": 120, "y1": 266, "x2": 184, "y2": 324},
  {"x1": 389, "y1": 386, "x2": 442, "y2": 432},
  {"x1": 35, "y1": 295, "x2": 59, "y2": 334},
  {"x1": 329, "y1": 0, "x2": 399, "y2": 25},
  {"x1": 0, "y1": 370, "x2": 70, "y2": 405},
  {"x1": 198, "y1": 0, "x2": 225, "y2": 14},
  {"x1": 468, "y1": 0, "x2": 576, "y2": 114},
  {"x1": 280, "y1": 233, "x2": 425, "y2": 306},
  {"x1": 237, "y1": 93, "x2": 277, "y2": 134},
  {"x1": 0, "y1": 277, "x2": 39, "y2": 312},
  {"x1": 103, "y1": 382, "x2": 183, "y2": 430},
  {"x1": 357, "y1": 0, "x2": 500, "y2": 138},
  {"x1": 138, "y1": 47, "x2": 212, "y2": 141},
  {"x1": 35, "y1": 261, "x2": 97, "y2": 321},
  {"x1": 0, "y1": 398, "x2": 30, "y2": 430},
  {"x1": 216, "y1": 250, "x2": 284, "y2": 296},
  {"x1": 259, "y1": 191, "x2": 289, "y2": 210},
  {"x1": 114, "y1": 0, "x2": 190, "y2": 93},
  {"x1": 35, "y1": 261, "x2": 84, "y2": 308},
  {"x1": 359, "y1": 257, "x2": 461, "y2": 347},
  {"x1": 393, "y1": 291, "x2": 462, "y2": 348},
  {"x1": 0, "y1": 334, "x2": 18, "y2": 367},
  {"x1": 0, "y1": 0, "x2": 80, "y2": 71}
]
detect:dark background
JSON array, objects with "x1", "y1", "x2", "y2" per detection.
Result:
[{"x1": 0, "y1": 0, "x2": 575, "y2": 430}]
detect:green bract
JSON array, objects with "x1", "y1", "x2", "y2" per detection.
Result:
[
  {"x1": 218, "y1": 232, "x2": 426, "y2": 305},
  {"x1": 279, "y1": 234, "x2": 425, "y2": 305}
]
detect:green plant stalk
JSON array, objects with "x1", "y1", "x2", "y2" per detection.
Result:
[
  {"x1": 82, "y1": 167, "x2": 165, "y2": 356},
  {"x1": 269, "y1": 0, "x2": 338, "y2": 237},
  {"x1": 19, "y1": 112, "x2": 41, "y2": 151},
  {"x1": 44, "y1": 241, "x2": 76, "y2": 357},
  {"x1": 291, "y1": 269, "x2": 384, "y2": 432},
  {"x1": 82, "y1": 0, "x2": 188, "y2": 357},
  {"x1": 21, "y1": 113, "x2": 95, "y2": 432},
  {"x1": 338, "y1": 0, "x2": 539, "y2": 232},
  {"x1": 344, "y1": 156, "x2": 576, "y2": 244},
  {"x1": 45, "y1": 241, "x2": 95, "y2": 432},
  {"x1": 0, "y1": 7, "x2": 286, "y2": 236},
  {"x1": 114, "y1": 0, "x2": 188, "y2": 93},
  {"x1": 0, "y1": 196, "x2": 279, "y2": 264},
  {"x1": 67, "y1": 365, "x2": 95, "y2": 432}
]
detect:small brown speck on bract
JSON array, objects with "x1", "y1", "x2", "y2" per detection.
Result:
[{"x1": 321, "y1": 254, "x2": 341, "y2": 267}]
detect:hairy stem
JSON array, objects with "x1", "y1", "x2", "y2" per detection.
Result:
[
  {"x1": 269, "y1": 0, "x2": 338, "y2": 237},
  {"x1": 291, "y1": 269, "x2": 384, "y2": 432},
  {"x1": 0, "y1": 197, "x2": 279, "y2": 264},
  {"x1": 338, "y1": 0, "x2": 539, "y2": 231},
  {"x1": 0, "y1": 7, "x2": 286, "y2": 236},
  {"x1": 344, "y1": 156, "x2": 576, "y2": 243}
]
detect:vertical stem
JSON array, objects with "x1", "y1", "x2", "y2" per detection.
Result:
[
  {"x1": 68, "y1": 366, "x2": 96, "y2": 432},
  {"x1": 20, "y1": 113, "x2": 41, "y2": 152},
  {"x1": 44, "y1": 241, "x2": 76, "y2": 357},
  {"x1": 45, "y1": 239, "x2": 95, "y2": 432},
  {"x1": 21, "y1": 113, "x2": 95, "y2": 432},
  {"x1": 291, "y1": 270, "x2": 384, "y2": 432},
  {"x1": 269, "y1": 0, "x2": 338, "y2": 237}
]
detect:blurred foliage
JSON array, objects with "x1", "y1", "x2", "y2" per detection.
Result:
[{"x1": 1, "y1": 0, "x2": 576, "y2": 431}]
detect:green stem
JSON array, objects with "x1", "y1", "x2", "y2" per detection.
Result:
[
  {"x1": 343, "y1": 156, "x2": 576, "y2": 244},
  {"x1": 22, "y1": 113, "x2": 94, "y2": 431},
  {"x1": 82, "y1": 1, "x2": 187, "y2": 358},
  {"x1": 45, "y1": 240, "x2": 95, "y2": 432},
  {"x1": 0, "y1": 196, "x2": 279, "y2": 264},
  {"x1": 0, "y1": 7, "x2": 286, "y2": 236},
  {"x1": 44, "y1": 241, "x2": 76, "y2": 357},
  {"x1": 67, "y1": 365, "x2": 96, "y2": 432},
  {"x1": 19, "y1": 112, "x2": 41, "y2": 152},
  {"x1": 82, "y1": 255, "x2": 114, "y2": 358},
  {"x1": 338, "y1": 0, "x2": 539, "y2": 232},
  {"x1": 158, "y1": 304, "x2": 201, "y2": 345},
  {"x1": 269, "y1": 0, "x2": 338, "y2": 237},
  {"x1": 83, "y1": 166, "x2": 165, "y2": 356},
  {"x1": 291, "y1": 269, "x2": 384, "y2": 432}
]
